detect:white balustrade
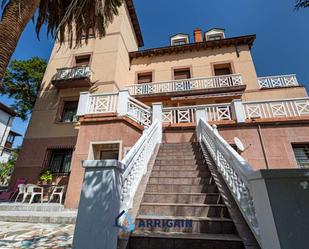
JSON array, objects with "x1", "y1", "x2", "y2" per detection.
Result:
[
  {"x1": 87, "y1": 93, "x2": 118, "y2": 114},
  {"x1": 243, "y1": 98, "x2": 309, "y2": 119},
  {"x1": 120, "y1": 120, "x2": 162, "y2": 210},
  {"x1": 128, "y1": 74, "x2": 243, "y2": 95},
  {"x1": 53, "y1": 66, "x2": 91, "y2": 81},
  {"x1": 258, "y1": 75, "x2": 299, "y2": 89},
  {"x1": 162, "y1": 104, "x2": 232, "y2": 124},
  {"x1": 196, "y1": 118, "x2": 260, "y2": 244},
  {"x1": 127, "y1": 97, "x2": 152, "y2": 127}
]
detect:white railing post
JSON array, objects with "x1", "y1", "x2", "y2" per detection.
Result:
[
  {"x1": 196, "y1": 107, "x2": 207, "y2": 122},
  {"x1": 152, "y1": 102, "x2": 163, "y2": 142},
  {"x1": 117, "y1": 90, "x2": 130, "y2": 116},
  {"x1": 231, "y1": 99, "x2": 246, "y2": 123},
  {"x1": 76, "y1": 92, "x2": 90, "y2": 116}
]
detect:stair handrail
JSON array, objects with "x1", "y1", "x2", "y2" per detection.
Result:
[
  {"x1": 127, "y1": 96, "x2": 152, "y2": 127},
  {"x1": 196, "y1": 118, "x2": 261, "y2": 244},
  {"x1": 120, "y1": 120, "x2": 161, "y2": 210}
]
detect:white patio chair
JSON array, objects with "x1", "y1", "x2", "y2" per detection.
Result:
[
  {"x1": 25, "y1": 184, "x2": 44, "y2": 204},
  {"x1": 15, "y1": 184, "x2": 27, "y2": 203},
  {"x1": 48, "y1": 186, "x2": 65, "y2": 204}
]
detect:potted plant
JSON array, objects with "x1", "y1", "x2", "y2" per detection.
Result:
[{"x1": 39, "y1": 170, "x2": 53, "y2": 185}]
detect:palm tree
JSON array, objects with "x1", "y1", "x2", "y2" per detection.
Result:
[
  {"x1": 295, "y1": 0, "x2": 309, "y2": 9},
  {"x1": 0, "y1": 0, "x2": 123, "y2": 79}
]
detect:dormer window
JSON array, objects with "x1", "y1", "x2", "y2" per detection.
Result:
[
  {"x1": 205, "y1": 29, "x2": 225, "y2": 41},
  {"x1": 170, "y1": 34, "x2": 189, "y2": 46}
]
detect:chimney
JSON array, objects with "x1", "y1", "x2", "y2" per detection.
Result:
[{"x1": 194, "y1": 28, "x2": 203, "y2": 43}]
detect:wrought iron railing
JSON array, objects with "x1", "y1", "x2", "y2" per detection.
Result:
[
  {"x1": 196, "y1": 118, "x2": 260, "y2": 244},
  {"x1": 128, "y1": 74, "x2": 243, "y2": 95},
  {"x1": 258, "y1": 74, "x2": 299, "y2": 89},
  {"x1": 120, "y1": 120, "x2": 161, "y2": 210},
  {"x1": 53, "y1": 66, "x2": 91, "y2": 81}
]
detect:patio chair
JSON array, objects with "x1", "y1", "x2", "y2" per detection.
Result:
[
  {"x1": 25, "y1": 184, "x2": 44, "y2": 204},
  {"x1": 48, "y1": 186, "x2": 65, "y2": 204},
  {"x1": 0, "y1": 178, "x2": 27, "y2": 201},
  {"x1": 14, "y1": 184, "x2": 28, "y2": 203}
]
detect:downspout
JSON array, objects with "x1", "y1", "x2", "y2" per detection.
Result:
[
  {"x1": 0, "y1": 116, "x2": 12, "y2": 156},
  {"x1": 257, "y1": 124, "x2": 270, "y2": 169}
]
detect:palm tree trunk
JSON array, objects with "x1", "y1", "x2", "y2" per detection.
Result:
[{"x1": 0, "y1": 0, "x2": 40, "y2": 79}]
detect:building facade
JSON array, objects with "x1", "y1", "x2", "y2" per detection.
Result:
[
  {"x1": 0, "y1": 103, "x2": 20, "y2": 164},
  {"x1": 11, "y1": 0, "x2": 309, "y2": 209}
]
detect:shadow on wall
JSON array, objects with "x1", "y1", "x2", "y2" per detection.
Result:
[
  {"x1": 73, "y1": 161, "x2": 121, "y2": 249},
  {"x1": 9, "y1": 82, "x2": 82, "y2": 189}
]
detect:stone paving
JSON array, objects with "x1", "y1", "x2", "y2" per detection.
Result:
[{"x1": 0, "y1": 222, "x2": 74, "y2": 248}]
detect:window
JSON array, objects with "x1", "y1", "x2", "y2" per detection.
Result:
[
  {"x1": 174, "y1": 68, "x2": 191, "y2": 80},
  {"x1": 75, "y1": 55, "x2": 91, "y2": 67},
  {"x1": 91, "y1": 143, "x2": 120, "y2": 160},
  {"x1": 172, "y1": 39, "x2": 187, "y2": 46},
  {"x1": 61, "y1": 101, "x2": 78, "y2": 123},
  {"x1": 205, "y1": 29, "x2": 225, "y2": 41},
  {"x1": 6, "y1": 134, "x2": 14, "y2": 144},
  {"x1": 207, "y1": 34, "x2": 224, "y2": 41},
  {"x1": 48, "y1": 149, "x2": 73, "y2": 174},
  {"x1": 137, "y1": 72, "x2": 153, "y2": 84},
  {"x1": 213, "y1": 63, "x2": 232, "y2": 76},
  {"x1": 170, "y1": 34, "x2": 189, "y2": 46},
  {"x1": 81, "y1": 28, "x2": 95, "y2": 39},
  {"x1": 293, "y1": 144, "x2": 309, "y2": 168}
]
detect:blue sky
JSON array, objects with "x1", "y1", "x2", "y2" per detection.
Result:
[{"x1": 1, "y1": 0, "x2": 309, "y2": 147}]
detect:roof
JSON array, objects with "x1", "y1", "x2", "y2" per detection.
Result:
[
  {"x1": 0, "y1": 102, "x2": 17, "y2": 117},
  {"x1": 9, "y1": 130, "x2": 22, "y2": 137},
  {"x1": 130, "y1": 34, "x2": 256, "y2": 59},
  {"x1": 126, "y1": 0, "x2": 144, "y2": 47},
  {"x1": 205, "y1": 28, "x2": 225, "y2": 33}
]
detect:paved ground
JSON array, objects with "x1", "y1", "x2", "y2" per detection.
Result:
[{"x1": 0, "y1": 222, "x2": 74, "y2": 248}]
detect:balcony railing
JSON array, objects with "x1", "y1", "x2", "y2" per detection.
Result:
[
  {"x1": 53, "y1": 66, "x2": 91, "y2": 81},
  {"x1": 87, "y1": 93, "x2": 118, "y2": 114},
  {"x1": 162, "y1": 104, "x2": 232, "y2": 124},
  {"x1": 243, "y1": 98, "x2": 309, "y2": 119},
  {"x1": 258, "y1": 74, "x2": 299, "y2": 89},
  {"x1": 127, "y1": 74, "x2": 243, "y2": 96}
]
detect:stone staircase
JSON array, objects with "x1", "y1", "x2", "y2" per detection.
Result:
[{"x1": 129, "y1": 142, "x2": 245, "y2": 249}]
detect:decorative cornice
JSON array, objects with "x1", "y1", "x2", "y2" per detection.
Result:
[{"x1": 130, "y1": 35, "x2": 256, "y2": 59}]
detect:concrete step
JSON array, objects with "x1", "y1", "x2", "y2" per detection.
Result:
[
  {"x1": 155, "y1": 159, "x2": 204, "y2": 166},
  {"x1": 150, "y1": 170, "x2": 211, "y2": 178},
  {"x1": 157, "y1": 151, "x2": 198, "y2": 156},
  {"x1": 148, "y1": 176, "x2": 211, "y2": 185},
  {"x1": 155, "y1": 155, "x2": 203, "y2": 160},
  {"x1": 129, "y1": 232, "x2": 244, "y2": 249},
  {"x1": 139, "y1": 203, "x2": 228, "y2": 218},
  {"x1": 153, "y1": 165, "x2": 208, "y2": 171},
  {"x1": 146, "y1": 184, "x2": 218, "y2": 193},
  {"x1": 161, "y1": 143, "x2": 198, "y2": 148},
  {"x1": 135, "y1": 215, "x2": 235, "y2": 234},
  {"x1": 142, "y1": 193, "x2": 221, "y2": 204},
  {"x1": 0, "y1": 203, "x2": 65, "y2": 212},
  {"x1": 158, "y1": 149, "x2": 198, "y2": 154},
  {"x1": 0, "y1": 210, "x2": 77, "y2": 224}
]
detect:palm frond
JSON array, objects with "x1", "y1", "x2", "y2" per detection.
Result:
[
  {"x1": 36, "y1": 0, "x2": 124, "y2": 48},
  {"x1": 295, "y1": 0, "x2": 309, "y2": 9}
]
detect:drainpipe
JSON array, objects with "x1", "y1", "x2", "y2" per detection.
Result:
[{"x1": 257, "y1": 124, "x2": 270, "y2": 169}]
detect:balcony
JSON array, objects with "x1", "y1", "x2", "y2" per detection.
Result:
[
  {"x1": 258, "y1": 74, "x2": 299, "y2": 89},
  {"x1": 52, "y1": 66, "x2": 92, "y2": 89},
  {"x1": 127, "y1": 74, "x2": 245, "y2": 98}
]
